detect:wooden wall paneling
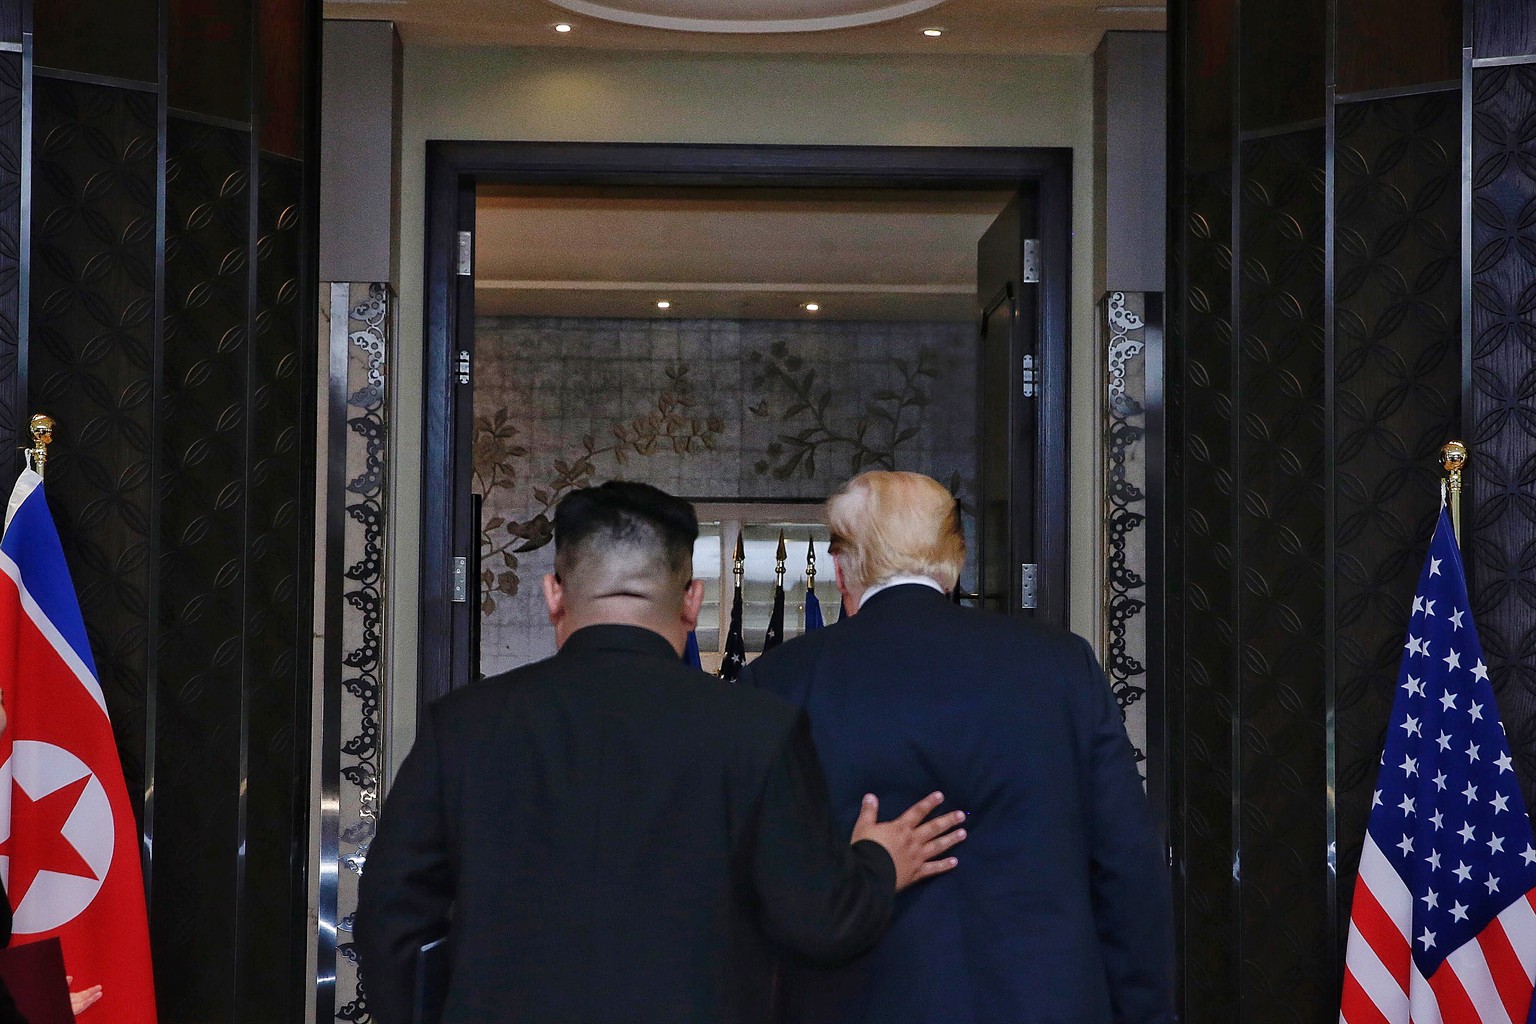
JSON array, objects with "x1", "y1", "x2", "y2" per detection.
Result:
[
  {"x1": 1473, "y1": 1, "x2": 1536, "y2": 61},
  {"x1": 1336, "y1": 0, "x2": 1460, "y2": 94},
  {"x1": 1239, "y1": 0, "x2": 1326, "y2": 132},
  {"x1": 258, "y1": 0, "x2": 304, "y2": 157},
  {"x1": 167, "y1": 0, "x2": 252, "y2": 122},
  {"x1": 33, "y1": 0, "x2": 156, "y2": 83}
]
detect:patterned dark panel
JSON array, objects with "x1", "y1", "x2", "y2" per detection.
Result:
[
  {"x1": 27, "y1": 78, "x2": 158, "y2": 819},
  {"x1": 1170, "y1": 0, "x2": 1237, "y2": 1015},
  {"x1": 1336, "y1": 0, "x2": 1459, "y2": 94},
  {"x1": 1332, "y1": 92, "x2": 1460, "y2": 957},
  {"x1": 1174, "y1": 168, "x2": 1239, "y2": 1024},
  {"x1": 1235, "y1": 127, "x2": 1328, "y2": 1023},
  {"x1": 1468, "y1": 64, "x2": 1536, "y2": 818},
  {"x1": 168, "y1": 0, "x2": 252, "y2": 122},
  {"x1": 34, "y1": 0, "x2": 158, "y2": 83},
  {"x1": 0, "y1": 54, "x2": 21, "y2": 502},
  {"x1": 236, "y1": 154, "x2": 309, "y2": 1024},
  {"x1": 154, "y1": 116, "x2": 251, "y2": 1023}
]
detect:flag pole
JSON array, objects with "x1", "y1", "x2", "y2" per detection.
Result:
[
  {"x1": 26, "y1": 413, "x2": 54, "y2": 478},
  {"x1": 1441, "y1": 440, "x2": 1466, "y2": 545}
]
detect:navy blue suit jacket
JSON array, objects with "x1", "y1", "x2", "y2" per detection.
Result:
[{"x1": 741, "y1": 584, "x2": 1175, "y2": 1024}]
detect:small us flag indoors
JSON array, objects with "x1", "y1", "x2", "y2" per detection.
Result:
[{"x1": 1341, "y1": 508, "x2": 1536, "y2": 1024}]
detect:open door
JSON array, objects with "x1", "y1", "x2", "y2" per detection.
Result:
[{"x1": 977, "y1": 188, "x2": 1065, "y2": 623}]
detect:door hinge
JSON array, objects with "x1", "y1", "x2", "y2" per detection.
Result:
[
  {"x1": 457, "y1": 349, "x2": 471, "y2": 385},
  {"x1": 1021, "y1": 354, "x2": 1037, "y2": 399},
  {"x1": 1021, "y1": 563, "x2": 1038, "y2": 610},
  {"x1": 1022, "y1": 238, "x2": 1041, "y2": 283},
  {"x1": 456, "y1": 231, "x2": 473, "y2": 276},
  {"x1": 451, "y1": 556, "x2": 469, "y2": 602}
]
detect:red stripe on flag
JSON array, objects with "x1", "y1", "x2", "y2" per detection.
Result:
[
  {"x1": 1427, "y1": 961, "x2": 1481, "y2": 1024},
  {"x1": 1353, "y1": 878, "x2": 1412, "y2": 991},
  {"x1": 1341, "y1": 967, "x2": 1395, "y2": 1024},
  {"x1": 1477, "y1": 919, "x2": 1533, "y2": 1024}
]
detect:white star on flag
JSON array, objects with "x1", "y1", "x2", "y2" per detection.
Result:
[{"x1": 1444, "y1": 649, "x2": 1461, "y2": 671}]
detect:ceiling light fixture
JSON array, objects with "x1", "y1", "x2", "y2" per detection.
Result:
[
  {"x1": 554, "y1": 22, "x2": 574, "y2": 31},
  {"x1": 922, "y1": 27, "x2": 943, "y2": 36},
  {"x1": 656, "y1": 300, "x2": 671, "y2": 309},
  {"x1": 802, "y1": 302, "x2": 821, "y2": 312}
]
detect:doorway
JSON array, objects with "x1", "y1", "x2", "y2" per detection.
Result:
[{"x1": 418, "y1": 143, "x2": 1072, "y2": 707}]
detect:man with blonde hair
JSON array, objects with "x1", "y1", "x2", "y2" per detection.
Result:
[{"x1": 742, "y1": 471, "x2": 1174, "y2": 1024}]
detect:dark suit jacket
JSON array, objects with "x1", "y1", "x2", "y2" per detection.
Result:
[
  {"x1": 741, "y1": 584, "x2": 1175, "y2": 1024},
  {"x1": 356, "y1": 624, "x2": 897, "y2": 1024}
]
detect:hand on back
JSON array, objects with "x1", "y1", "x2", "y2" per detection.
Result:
[{"x1": 850, "y1": 791, "x2": 966, "y2": 892}]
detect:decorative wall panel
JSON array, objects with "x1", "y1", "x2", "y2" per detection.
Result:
[
  {"x1": 155, "y1": 116, "x2": 252, "y2": 1018},
  {"x1": 1331, "y1": 91, "x2": 1460, "y2": 953},
  {"x1": 237, "y1": 153, "x2": 311, "y2": 1024},
  {"x1": 1104, "y1": 290, "x2": 1151, "y2": 777},
  {"x1": 471, "y1": 316, "x2": 977, "y2": 674},
  {"x1": 1169, "y1": 165, "x2": 1238, "y2": 1022},
  {"x1": 332, "y1": 282, "x2": 389, "y2": 1024},
  {"x1": 19, "y1": 2, "x2": 318, "y2": 1018},
  {"x1": 28, "y1": 77, "x2": 159, "y2": 818},
  {"x1": 1235, "y1": 127, "x2": 1328, "y2": 1022},
  {"x1": 1468, "y1": 63, "x2": 1536, "y2": 811}
]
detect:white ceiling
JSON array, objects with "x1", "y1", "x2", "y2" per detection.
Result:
[
  {"x1": 325, "y1": 0, "x2": 1164, "y2": 53},
  {"x1": 474, "y1": 185, "x2": 1014, "y2": 321}
]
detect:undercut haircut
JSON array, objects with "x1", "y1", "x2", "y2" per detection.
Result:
[{"x1": 552, "y1": 481, "x2": 698, "y2": 606}]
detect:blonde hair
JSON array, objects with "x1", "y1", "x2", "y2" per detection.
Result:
[{"x1": 826, "y1": 471, "x2": 965, "y2": 592}]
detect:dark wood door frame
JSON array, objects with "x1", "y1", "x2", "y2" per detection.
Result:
[{"x1": 420, "y1": 141, "x2": 1073, "y2": 715}]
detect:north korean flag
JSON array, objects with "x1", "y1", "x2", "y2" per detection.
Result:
[{"x1": 0, "y1": 469, "x2": 156, "y2": 1023}]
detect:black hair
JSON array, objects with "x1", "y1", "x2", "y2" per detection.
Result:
[{"x1": 552, "y1": 481, "x2": 699, "y2": 580}]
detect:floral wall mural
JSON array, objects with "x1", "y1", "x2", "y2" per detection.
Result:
[{"x1": 473, "y1": 316, "x2": 978, "y2": 674}]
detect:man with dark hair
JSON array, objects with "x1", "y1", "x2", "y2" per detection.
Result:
[{"x1": 357, "y1": 481, "x2": 967, "y2": 1024}]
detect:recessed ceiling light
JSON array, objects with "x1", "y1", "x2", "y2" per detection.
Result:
[
  {"x1": 922, "y1": 27, "x2": 943, "y2": 36},
  {"x1": 803, "y1": 302, "x2": 821, "y2": 312},
  {"x1": 656, "y1": 300, "x2": 671, "y2": 309},
  {"x1": 554, "y1": 22, "x2": 573, "y2": 32}
]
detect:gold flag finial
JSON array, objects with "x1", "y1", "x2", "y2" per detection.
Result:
[
  {"x1": 1442, "y1": 440, "x2": 1467, "y2": 544},
  {"x1": 733, "y1": 530, "x2": 745, "y2": 586},
  {"x1": 805, "y1": 538, "x2": 817, "y2": 592},
  {"x1": 27, "y1": 414, "x2": 54, "y2": 478},
  {"x1": 775, "y1": 530, "x2": 787, "y2": 583}
]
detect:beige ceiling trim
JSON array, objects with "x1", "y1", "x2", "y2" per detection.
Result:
[
  {"x1": 545, "y1": 0, "x2": 946, "y2": 33},
  {"x1": 476, "y1": 279, "x2": 972, "y2": 293}
]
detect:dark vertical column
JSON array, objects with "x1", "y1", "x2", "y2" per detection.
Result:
[
  {"x1": 1167, "y1": 0, "x2": 1238, "y2": 1016},
  {"x1": 1465, "y1": 4, "x2": 1536, "y2": 814}
]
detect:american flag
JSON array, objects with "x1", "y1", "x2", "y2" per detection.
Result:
[{"x1": 1342, "y1": 508, "x2": 1536, "y2": 1024}]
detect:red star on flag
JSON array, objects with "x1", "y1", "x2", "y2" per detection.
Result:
[{"x1": 0, "y1": 773, "x2": 99, "y2": 906}]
